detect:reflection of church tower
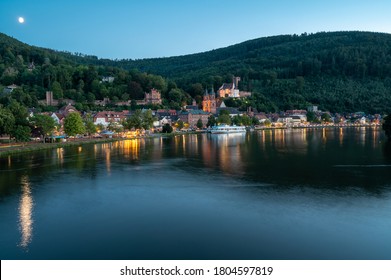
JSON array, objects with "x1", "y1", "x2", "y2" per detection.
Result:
[{"x1": 202, "y1": 87, "x2": 216, "y2": 114}]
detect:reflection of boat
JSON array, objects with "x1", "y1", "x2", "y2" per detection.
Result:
[
  {"x1": 209, "y1": 124, "x2": 246, "y2": 134},
  {"x1": 208, "y1": 132, "x2": 246, "y2": 145}
]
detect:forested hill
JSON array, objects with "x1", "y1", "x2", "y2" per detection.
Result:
[
  {"x1": 0, "y1": 32, "x2": 182, "y2": 111},
  {"x1": 2, "y1": 31, "x2": 391, "y2": 113},
  {"x1": 117, "y1": 31, "x2": 391, "y2": 113},
  {"x1": 129, "y1": 31, "x2": 391, "y2": 78},
  {"x1": 0, "y1": 32, "x2": 111, "y2": 67}
]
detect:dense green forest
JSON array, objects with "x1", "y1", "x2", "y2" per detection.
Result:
[
  {"x1": 2, "y1": 31, "x2": 391, "y2": 114},
  {"x1": 117, "y1": 31, "x2": 391, "y2": 113},
  {"x1": 0, "y1": 32, "x2": 191, "y2": 112}
]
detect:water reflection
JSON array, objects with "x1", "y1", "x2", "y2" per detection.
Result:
[
  {"x1": 339, "y1": 128, "x2": 344, "y2": 146},
  {"x1": 372, "y1": 128, "x2": 379, "y2": 149},
  {"x1": 18, "y1": 175, "x2": 33, "y2": 249},
  {"x1": 56, "y1": 147, "x2": 64, "y2": 166},
  {"x1": 121, "y1": 139, "x2": 140, "y2": 160},
  {"x1": 1, "y1": 127, "x2": 391, "y2": 260},
  {"x1": 275, "y1": 129, "x2": 286, "y2": 146},
  {"x1": 257, "y1": 129, "x2": 309, "y2": 155},
  {"x1": 209, "y1": 133, "x2": 245, "y2": 146},
  {"x1": 1, "y1": 128, "x2": 385, "y2": 196},
  {"x1": 103, "y1": 143, "x2": 111, "y2": 174},
  {"x1": 208, "y1": 134, "x2": 245, "y2": 175},
  {"x1": 359, "y1": 126, "x2": 366, "y2": 145},
  {"x1": 76, "y1": 128, "x2": 386, "y2": 187}
]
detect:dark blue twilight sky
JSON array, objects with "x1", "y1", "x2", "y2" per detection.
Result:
[{"x1": 1, "y1": 0, "x2": 391, "y2": 59}]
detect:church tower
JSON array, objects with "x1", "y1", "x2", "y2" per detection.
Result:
[{"x1": 202, "y1": 87, "x2": 216, "y2": 114}]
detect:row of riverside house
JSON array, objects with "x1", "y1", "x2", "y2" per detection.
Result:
[
  {"x1": 36, "y1": 100, "x2": 382, "y2": 139},
  {"x1": 28, "y1": 78, "x2": 382, "y2": 137}
]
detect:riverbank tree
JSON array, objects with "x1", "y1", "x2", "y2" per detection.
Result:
[
  {"x1": 30, "y1": 114, "x2": 57, "y2": 138},
  {"x1": 123, "y1": 109, "x2": 157, "y2": 130},
  {"x1": 64, "y1": 112, "x2": 85, "y2": 136},
  {"x1": 0, "y1": 106, "x2": 15, "y2": 137},
  {"x1": 217, "y1": 110, "x2": 232, "y2": 125},
  {"x1": 162, "y1": 123, "x2": 173, "y2": 133}
]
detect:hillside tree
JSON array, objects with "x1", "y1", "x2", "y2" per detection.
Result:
[{"x1": 0, "y1": 106, "x2": 15, "y2": 137}]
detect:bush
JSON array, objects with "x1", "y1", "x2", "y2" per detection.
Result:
[{"x1": 162, "y1": 123, "x2": 173, "y2": 133}]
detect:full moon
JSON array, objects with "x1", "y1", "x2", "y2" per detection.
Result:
[{"x1": 18, "y1": 17, "x2": 25, "y2": 23}]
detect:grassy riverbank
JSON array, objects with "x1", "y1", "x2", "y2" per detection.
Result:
[
  {"x1": 0, "y1": 132, "x2": 195, "y2": 158},
  {"x1": 0, "y1": 138, "x2": 121, "y2": 158}
]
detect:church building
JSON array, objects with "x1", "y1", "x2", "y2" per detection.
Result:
[{"x1": 202, "y1": 88, "x2": 217, "y2": 114}]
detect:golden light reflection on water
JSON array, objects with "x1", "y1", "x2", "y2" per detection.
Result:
[
  {"x1": 264, "y1": 129, "x2": 309, "y2": 155},
  {"x1": 182, "y1": 135, "x2": 186, "y2": 156},
  {"x1": 122, "y1": 139, "x2": 140, "y2": 160},
  {"x1": 301, "y1": 128, "x2": 307, "y2": 142},
  {"x1": 360, "y1": 127, "x2": 366, "y2": 145},
  {"x1": 19, "y1": 175, "x2": 33, "y2": 249},
  {"x1": 339, "y1": 127, "x2": 344, "y2": 146},
  {"x1": 84, "y1": 128, "x2": 383, "y2": 179},
  {"x1": 56, "y1": 147, "x2": 64, "y2": 166},
  {"x1": 261, "y1": 130, "x2": 266, "y2": 150},
  {"x1": 274, "y1": 129, "x2": 285, "y2": 146},
  {"x1": 174, "y1": 135, "x2": 180, "y2": 154},
  {"x1": 194, "y1": 134, "x2": 199, "y2": 155},
  {"x1": 210, "y1": 134, "x2": 245, "y2": 174},
  {"x1": 372, "y1": 128, "x2": 378, "y2": 148},
  {"x1": 92, "y1": 140, "x2": 144, "y2": 170},
  {"x1": 322, "y1": 128, "x2": 327, "y2": 141},
  {"x1": 104, "y1": 144, "x2": 111, "y2": 173}
]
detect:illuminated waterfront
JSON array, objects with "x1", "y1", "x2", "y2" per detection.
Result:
[{"x1": 1, "y1": 127, "x2": 391, "y2": 259}]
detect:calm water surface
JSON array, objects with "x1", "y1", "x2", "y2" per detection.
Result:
[{"x1": 1, "y1": 127, "x2": 391, "y2": 259}]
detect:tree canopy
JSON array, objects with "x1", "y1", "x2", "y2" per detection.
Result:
[
  {"x1": 30, "y1": 114, "x2": 57, "y2": 136},
  {"x1": 123, "y1": 109, "x2": 156, "y2": 130},
  {"x1": 64, "y1": 112, "x2": 85, "y2": 136},
  {"x1": 0, "y1": 106, "x2": 15, "y2": 135},
  {"x1": 162, "y1": 123, "x2": 173, "y2": 133},
  {"x1": 217, "y1": 110, "x2": 231, "y2": 125},
  {"x1": 117, "y1": 31, "x2": 391, "y2": 113},
  {"x1": 196, "y1": 118, "x2": 203, "y2": 129}
]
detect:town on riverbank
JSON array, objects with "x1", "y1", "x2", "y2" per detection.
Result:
[
  {"x1": 3, "y1": 31, "x2": 391, "y2": 159},
  {"x1": 0, "y1": 100, "x2": 385, "y2": 159},
  {"x1": 0, "y1": 77, "x2": 388, "y2": 158},
  {"x1": 0, "y1": 77, "x2": 383, "y2": 137}
]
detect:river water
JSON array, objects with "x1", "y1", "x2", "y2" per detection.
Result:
[{"x1": 1, "y1": 127, "x2": 391, "y2": 259}]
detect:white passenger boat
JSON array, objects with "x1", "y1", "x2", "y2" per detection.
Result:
[{"x1": 209, "y1": 124, "x2": 246, "y2": 134}]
